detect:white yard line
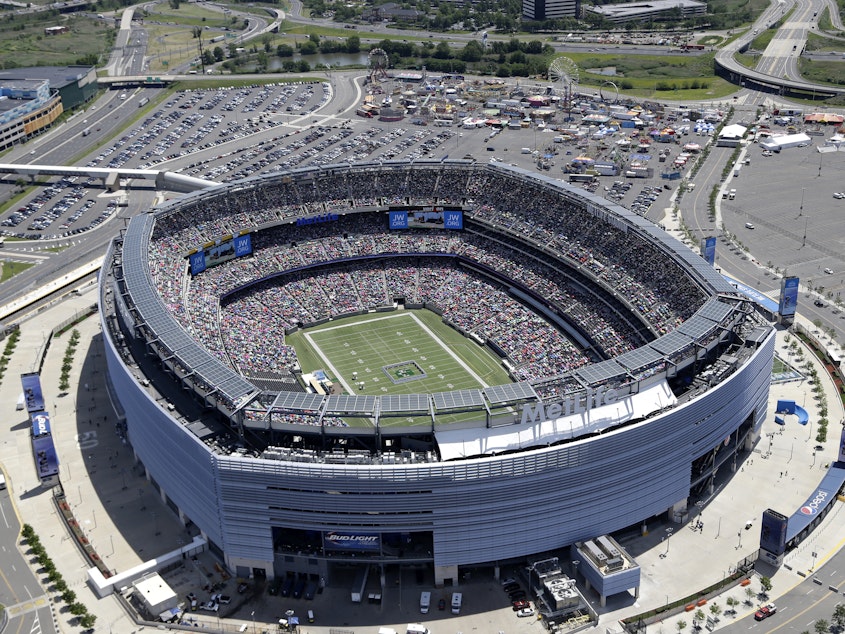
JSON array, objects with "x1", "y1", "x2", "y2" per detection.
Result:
[
  {"x1": 405, "y1": 312, "x2": 489, "y2": 388},
  {"x1": 302, "y1": 332, "x2": 354, "y2": 394}
]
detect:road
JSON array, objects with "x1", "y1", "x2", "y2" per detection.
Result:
[
  {"x1": 0, "y1": 484, "x2": 57, "y2": 634},
  {"x1": 720, "y1": 546, "x2": 845, "y2": 632}
]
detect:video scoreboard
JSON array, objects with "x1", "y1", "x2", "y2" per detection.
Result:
[{"x1": 388, "y1": 206, "x2": 464, "y2": 230}]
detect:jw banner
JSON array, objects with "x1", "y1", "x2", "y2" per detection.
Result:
[{"x1": 389, "y1": 208, "x2": 463, "y2": 230}]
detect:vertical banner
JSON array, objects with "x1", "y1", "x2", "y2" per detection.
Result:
[
  {"x1": 779, "y1": 276, "x2": 799, "y2": 318},
  {"x1": 759, "y1": 508, "x2": 788, "y2": 556},
  {"x1": 389, "y1": 211, "x2": 408, "y2": 229},
  {"x1": 838, "y1": 427, "x2": 845, "y2": 464},
  {"x1": 700, "y1": 236, "x2": 717, "y2": 266}
]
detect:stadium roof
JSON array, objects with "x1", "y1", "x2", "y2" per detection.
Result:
[
  {"x1": 123, "y1": 214, "x2": 257, "y2": 408},
  {"x1": 436, "y1": 381, "x2": 676, "y2": 460}
]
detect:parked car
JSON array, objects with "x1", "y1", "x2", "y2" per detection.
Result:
[
  {"x1": 512, "y1": 600, "x2": 530, "y2": 611},
  {"x1": 438, "y1": 598, "x2": 446, "y2": 611},
  {"x1": 517, "y1": 607, "x2": 536, "y2": 618}
]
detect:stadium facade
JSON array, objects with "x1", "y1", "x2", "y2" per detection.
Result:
[{"x1": 101, "y1": 161, "x2": 774, "y2": 585}]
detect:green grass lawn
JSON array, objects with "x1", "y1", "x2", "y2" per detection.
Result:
[
  {"x1": 0, "y1": 14, "x2": 114, "y2": 68},
  {"x1": 0, "y1": 261, "x2": 34, "y2": 282},
  {"x1": 287, "y1": 309, "x2": 512, "y2": 428}
]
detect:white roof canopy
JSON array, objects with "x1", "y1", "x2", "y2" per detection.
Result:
[{"x1": 436, "y1": 381, "x2": 676, "y2": 460}]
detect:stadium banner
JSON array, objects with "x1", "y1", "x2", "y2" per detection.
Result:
[
  {"x1": 323, "y1": 531, "x2": 381, "y2": 552},
  {"x1": 31, "y1": 411, "x2": 52, "y2": 438},
  {"x1": 389, "y1": 211, "x2": 408, "y2": 230},
  {"x1": 32, "y1": 434, "x2": 59, "y2": 480},
  {"x1": 233, "y1": 233, "x2": 253, "y2": 257},
  {"x1": 21, "y1": 372, "x2": 45, "y2": 414},
  {"x1": 759, "y1": 508, "x2": 788, "y2": 556},
  {"x1": 838, "y1": 427, "x2": 845, "y2": 463},
  {"x1": 189, "y1": 251, "x2": 207, "y2": 276},
  {"x1": 779, "y1": 276, "x2": 799, "y2": 317},
  {"x1": 701, "y1": 236, "x2": 717, "y2": 266}
]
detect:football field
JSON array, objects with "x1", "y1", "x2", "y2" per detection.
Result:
[{"x1": 287, "y1": 310, "x2": 512, "y2": 427}]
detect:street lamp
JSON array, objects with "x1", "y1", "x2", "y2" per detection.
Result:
[
  {"x1": 664, "y1": 527, "x2": 673, "y2": 556},
  {"x1": 797, "y1": 186, "x2": 805, "y2": 218},
  {"x1": 737, "y1": 530, "x2": 742, "y2": 550},
  {"x1": 251, "y1": 610, "x2": 256, "y2": 633}
]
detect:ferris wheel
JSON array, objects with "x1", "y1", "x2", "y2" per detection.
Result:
[
  {"x1": 548, "y1": 57, "x2": 580, "y2": 103},
  {"x1": 368, "y1": 48, "x2": 389, "y2": 84}
]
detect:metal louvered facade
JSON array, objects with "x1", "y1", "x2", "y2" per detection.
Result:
[{"x1": 101, "y1": 161, "x2": 775, "y2": 582}]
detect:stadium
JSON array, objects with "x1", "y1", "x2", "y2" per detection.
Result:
[{"x1": 100, "y1": 160, "x2": 775, "y2": 588}]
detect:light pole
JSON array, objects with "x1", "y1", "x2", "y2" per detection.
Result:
[
  {"x1": 251, "y1": 610, "x2": 256, "y2": 633},
  {"x1": 737, "y1": 530, "x2": 742, "y2": 550},
  {"x1": 664, "y1": 527, "x2": 673, "y2": 556},
  {"x1": 811, "y1": 551, "x2": 818, "y2": 571},
  {"x1": 797, "y1": 187, "x2": 805, "y2": 218}
]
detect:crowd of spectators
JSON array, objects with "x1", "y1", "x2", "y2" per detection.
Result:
[{"x1": 144, "y1": 163, "x2": 710, "y2": 417}]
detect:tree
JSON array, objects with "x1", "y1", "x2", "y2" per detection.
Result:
[
  {"x1": 433, "y1": 41, "x2": 452, "y2": 59},
  {"x1": 79, "y1": 613, "x2": 96, "y2": 628},
  {"x1": 346, "y1": 35, "x2": 360, "y2": 53},
  {"x1": 759, "y1": 576, "x2": 772, "y2": 597},
  {"x1": 709, "y1": 603, "x2": 722, "y2": 620},
  {"x1": 815, "y1": 619, "x2": 829, "y2": 634},
  {"x1": 677, "y1": 620, "x2": 687, "y2": 633},
  {"x1": 745, "y1": 587, "x2": 755, "y2": 604},
  {"x1": 725, "y1": 597, "x2": 738, "y2": 615},
  {"x1": 832, "y1": 604, "x2": 845, "y2": 630},
  {"x1": 191, "y1": 26, "x2": 206, "y2": 75},
  {"x1": 458, "y1": 40, "x2": 483, "y2": 62},
  {"x1": 213, "y1": 46, "x2": 224, "y2": 62},
  {"x1": 694, "y1": 609, "x2": 706, "y2": 627}
]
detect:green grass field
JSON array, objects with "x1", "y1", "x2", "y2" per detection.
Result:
[{"x1": 286, "y1": 309, "x2": 512, "y2": 427}]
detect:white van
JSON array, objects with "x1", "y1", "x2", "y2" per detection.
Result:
[
  {"x1": 451, "y1": 592, "x2": 462, "y2": 614},
  {"x1": 521, "y1": 147, "x2": 532, "y2": 154},
  {"x1": 419, "y1": 591, "x2": 431, "y2": 614},
  {"x1": 728, "y1": 189, "x2": 736, "y2": 200},
  {"x1": 0, "y1": 472, "x2": 6, "y2": 490}
]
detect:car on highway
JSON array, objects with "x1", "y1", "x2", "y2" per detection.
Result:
[
  {"x1": 824, "y1": 268, "x2": 834, "y2": 274},
  {"x1": 754, "y1": 603, "x2": 777, "y2": 621},
  {"x1": 833, "y1": 192, "x2": 845, "y2": 199}
]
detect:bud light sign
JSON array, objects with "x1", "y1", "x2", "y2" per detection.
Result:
[
  {"x1": 800, "y1": 489, "x2": 829, "y2": 515},
  {"x1": 323, "y1": 531, "x2": 381, "y2": 552}
]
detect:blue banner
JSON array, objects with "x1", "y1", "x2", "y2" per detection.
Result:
[
  {"x1": 323, "y1": 531, "x2": 381, "y2": 552},
  {"x1": 389, "y1": 211, "x2": 408, "y2": 230},
  {"x1": 32, "y1": 434, "x2": 59, "y2": 480},
  {"x1": 701, "y1": 236, "x2": 716, "y2": 266},
  {"x1": 444, "y1": 210, "x2": 464, "y2": 230},
  {"x1": 189, "y1": 251, "x2": 206, "y2": 276},
  {"x1": 759, "y1": 508, "x2": 788, "y2": 555},
  {"x1": 21, "y1": 373, "x2": 45, "y2": 414},
  {"x1": 234, "y1": 233, "x2": 253, "y2": 257},
  {"x1": 779, "y1": 276, "x2": 799, "y2": 317},
  {"x1": 31, "y1": 411, "x2": 51, "y2": 437}
]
